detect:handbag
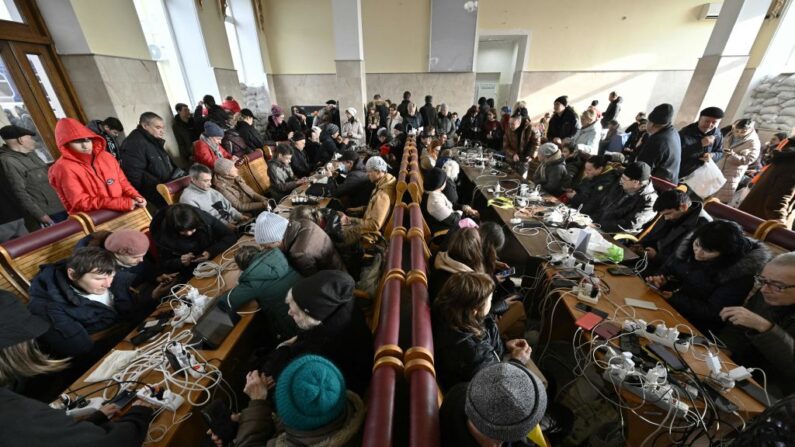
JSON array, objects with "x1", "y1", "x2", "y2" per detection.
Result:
[{"x1": 682, "y1": 158, "x2": 726, "y2": 198}]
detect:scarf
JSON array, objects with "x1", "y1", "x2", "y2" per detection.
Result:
[{"x1": 200, "y1": 133, "x2": 224, "y2": 161}]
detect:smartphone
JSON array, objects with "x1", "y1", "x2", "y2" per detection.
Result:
[
  {"x1": 608, "y1": 266, "x2": 635, "y2": 276},
  {"x1": 107, "y1": 389, "x2": 137, "y2": 408},
  {"x1": 496, "y1": 267, "x2": 515, "y2": 278},
  {"x1": 645, "y1": 342, "x2": 686, "y2": 371},
  {"x1": 202, "y1": 400, "x2": 238, "y2": 444},
  {"x1": 575, "y1": 302, "x2": 608, "y2": 319}
]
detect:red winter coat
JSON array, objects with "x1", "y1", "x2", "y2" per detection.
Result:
[
  {"x1": 49, "y1": 118, "x2": 141, "y2": 213},
  {"x1": 193, "y1": 138, "x2": 232, "y2": 168},
  {"x1": 221, "y1": 99, "x2": 241, "y2": 114}
]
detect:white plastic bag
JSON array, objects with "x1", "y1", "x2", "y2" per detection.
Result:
[{"x1": 683, "y1": 158, "x2": 726, "y2": 198}]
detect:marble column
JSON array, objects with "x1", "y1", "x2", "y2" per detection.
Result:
[
  {"x1": 330, "y1": 0, "x2": 366, "y2": 114},
  {"x1": 675, "y1": 0, "x2": 768, "y2": 128}
]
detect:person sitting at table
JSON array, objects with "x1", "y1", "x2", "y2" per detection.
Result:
[
  {"x1": 430, "y1": 227, "x2": 487, "y2": 301},
  {"x1": 49, "y1": 117, "x2": 145, "y2": 214},
  {"x1": 589, "y1": 161, "x2": 658, "y2": 234},
  {"x1": 77, "y1": 230, "x2": 176, "y2": 315},
  {"x1": 479, "y1": 222, "x2": 522, "y2": 321},
  {"x1": 209, "y1": 355, "x2": 364, "y2": 447},
  {"x1": 193, "y1": 121, "x2": 235, "y2": 169},
  {"x1": 28, "y1": 247, "x2": 127, "y2": 358},
  {"x1": 268, "y1": 144, "x2": 309, "y2": 202},
  {"x1": 432, "y1": 272, "x2": 533, "y2": 393},
  {"x1": 420, "y1": 140, "x2": 442, "y2": 171},
  {"x1": 319, "y1": 124, "x2": 342, "y2": 165},
  {"x1": 288, "y1": 131, "x2": 315, "y2": 178},
  {"x1": 221, "y1": 245, "x2": 300, "y2": 347},
  {"x1": 439, "y1": 362, "x2": 547, "y2": 447},
  {"x1": 561, "y1": 143, "x2": 589, "y2": 187},
  {"x1": 422, "y1": 168, "x2": 479, "y2": 234},
  {"x1": 565, "y1": 109, "x2": 601, "y2": 155},
  {"x1": 339, "y1": 156, "x2": 396, "y2": 246},
  {"x1": 180, "y1": 163, "x2": 248, "y2": 227},
  {"x1": 631, "y1": 189, "x2": 712, "y2": 272},
  {"x1": 267, "y1": 105, "x2": 291, "y2": 142},
  {"x1": 566, "y1": 155, "x2": 619, "y2": 213},
  {"x1": 150, "y1": 203, "x2": 236, "y2": 277},
  {"x1": 718, "y1": 252, "x2": 795, "y2": 400},
  {"x1": 212, "y1": 158, "x2": 270, "y2": 214},
  {"x1": 331, "y1": 150, "x2": 372, "y2": 209},
  {"x1": 261, "y1": 271, "x2": 374, "y2": 396},
  {"x1": 255, "y1": 211, "x2": 345, "y2": 277},
  {"x1": 645, "y1": 220, "x2": 771, "y2": 334},
  {"x1": 0, "y1": 291, "x2": 155, "y2": 446},
  {"x1": 533, "y1": 143, "x2": 570, "y2": 196}
]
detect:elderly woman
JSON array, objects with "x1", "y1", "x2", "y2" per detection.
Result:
[
  {"x1": 533, "y1": 143, "x2": 570, "y2": 196},
  {"x1": 714, "y1": 119, "x2": 761, "y2": 203},
  {"x1": 0, "y1": 291, "x2": 155, "y2": 444},
  {"x1": 193, "y1": 121, "x2": 234, "y2": 168},
  {"x1": 212, "y1": 158, "x2": 270, "y2": 213},
  {"x1": 267, "y1": 105, "x2": 291, "y2": 141},
  {"x1": 566, "y1": 109, "x2": 602, "y2": 155},
  {"x1": 341, "y1": 107, "x2": 365, "y2": 147},
  {"x1": 422, "y1": 168, "x2": 478, "y2": 233}
]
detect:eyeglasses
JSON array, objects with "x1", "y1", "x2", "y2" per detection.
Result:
[{"x1": 754, "y1": 275, "x2": 795, "y2": 293}]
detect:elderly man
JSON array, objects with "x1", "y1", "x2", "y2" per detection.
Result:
[
  {"x1": 719, "y1": 252, "x2": 795, "y2": 400},
  {"x1": 0, "y1": 125, "x2": 65, "y2": 228},
  {"x1": 678, "y1": 107, "x2": 725, "y2": 179},
  {"x1": 591, "y1": 161, "x2": 658, "y2": 234},
  {"x1": 635, "y1": 103, "x2": 681, "y2": 183},
  {"x1": 340, "y1": 156, "x2": 396, "y2": 245},
  {"x1": 179, "y1": 163, "x2": 246, "y2": 227},
  {"x1": 121, "y1": 112, "x2": 182, "y2": 209}
]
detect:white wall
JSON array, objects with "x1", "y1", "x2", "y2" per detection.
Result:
[{"x1": 476, "y1": 39, "x2": 518, "y2": 107}]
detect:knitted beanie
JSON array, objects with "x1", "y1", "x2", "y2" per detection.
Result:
[
  {"x1": 203, "y1": 121, "x2": 224, "y2": 138},
  {"x1": 365, "y1": 156, "x2": 388, "y2": 172},
  {"x1": 423, "y1": 167, "x2": 447, "y2": 191},
  {"x1": 465, "y1": 362, "x2": 547, "y2": 442},
  {"x1": 254, "y1": 212, "x2": 288, "y2": 245},
  {"x1": 214, "y1": 157, "x2": 236, "y2": 176},
  {"x1": 346, "y1": 107, "x2": 357, "y2": 118},
  {"x1": 275, "y1": 355, "x2": 347, "y2": 431},
  {"x1": 104, "y1": 230, "x2": 149, "y2": 256},
  {"x1": 291, "y1": 270, "x2": 354, "y2": 321}
]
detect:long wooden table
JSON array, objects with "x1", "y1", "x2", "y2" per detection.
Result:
[{"x1": 459, "y1": 162, "x2": 766, "y2": 446}]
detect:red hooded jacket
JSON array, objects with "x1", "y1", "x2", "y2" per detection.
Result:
[
  {"x1": 193, "y1": 137, "x2": 232, "y2": 169},
  {"x1": 49, "y1": 118, "x2": 142, "y2": 213},
  {"x1": 221, "y1": 98, "x2": 241, "y2": 114}
]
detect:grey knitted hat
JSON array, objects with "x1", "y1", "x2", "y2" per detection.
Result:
[
  {"x1": 465, "y1": 362, "x2": 547, "y2": 442},
  {"x1": 365, "y1": 156, "x2": 388, "y2": 172}
]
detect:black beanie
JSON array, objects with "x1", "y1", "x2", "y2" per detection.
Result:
[
  {"x1": 648, "y1": 103, "x2": 674, "y2": 125},
  {"x1": 291, "y1": 271, "x2": 354, "y2": 321},
  {"x1": 291, "y1": 131, "x2": 306, "y2": 142},
  {"x1": 699, "y1": 107, "x2": 725, "y2": 119},
  {"x1": 423, "y1": 168, "x2": 447, "y2": 191},
  {"x1": 554, "y1": 96, "x2": 568, "y2": 107},
  {"x1": 623, "y1": 161, "x2": 651, "y2": 182}
]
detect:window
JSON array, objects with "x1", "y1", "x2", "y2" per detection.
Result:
[
  {"x1": 224, "y1": 5, "x2": 246, "y2": 84},
  {"x1": 0, "y1": 0, "x2": 23, "y2": 23}
]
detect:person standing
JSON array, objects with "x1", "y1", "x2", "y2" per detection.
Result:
[
  {"x1": 0, "y1": 125, "x2": 66, "y2": 228},
  {"x1": 120, "y1": 112, "x2": 182, "y2": 209},
  {"x1": 635, "y1": 103, "x2": 681, "y2": 183},
  {"x1": 678, "y1": 107, "x2": 725, "y2": 180},
  {"x1": 546, "y1": 95, "x2": 580, "y2": 142},
  {"x1": 600, "y1": 91, "x2": 622, "y2": 128},
  {"x1": 172, "y1": 103, "x2": 200, "y2": 162},
  {"x1": 714, "y1": 119, "x2": 761, "y2": 204},
  {"x1": 86, "y1": 117, "x2": 124, "y2": 161},
  {"x1": 420, "y1": 95, "x2": 438, "y2": 131}
]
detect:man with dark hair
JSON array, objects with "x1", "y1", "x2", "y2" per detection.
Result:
[
  {"x1": 172, "y1": 103, "x2": 200, "y2": 162},
  {"x1": 87, "y1": 117, "x2": 124, "y2": 160},
  {"x1": 420, "y1": 95, "x2": 438, "y2": 131},
  {"x1": 331, "y1": 150, "x2": 372, "y2": 208},
  {"x1": 633, "y1": 188, "x2": 712, "y2": 270},
  {"x1": 591, "y1": 161, "x2": 658, "y2": 234},
  {"x1": 121, "y1": 111, "x2": 182, "y2": 209},
  {"x1": 398, "y1": 91, "x2": 412, "y2": 118},
  {"x1": 235, "y1": 108, "x2": 265, "y2": 151},
  {"x1": 194, "y1": 94, "x2": 229, "y2": 128},
  {"x1": 635, "y1": 103, "x2": 681, "y2": 182},
  {"x1": 547, "y1": 95, "x2": 580, "y2": 141},
  {"x1": 600, "y1": 91, "x2": 622, "y2": 128},
  {"x1": 267, "y1": 144, "x2": 307, "y2": 201},
  {"x1": 28, "y1": 247, "x2": 124, "y2": 357},
  {"x1": 678, "y1": 106, "x2": 725, "y2": 179},
  {"x1": 179, "y1": 163, "x2": 244, "y2": 226}
]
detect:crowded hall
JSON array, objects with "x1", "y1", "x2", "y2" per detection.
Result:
[{"x1": 3, "y1": 0, "x2": 795, "y2": 446}]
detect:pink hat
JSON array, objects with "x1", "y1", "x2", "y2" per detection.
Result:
[{"x1": 104, "y1": 230, "x2": 150, "y2": 256}]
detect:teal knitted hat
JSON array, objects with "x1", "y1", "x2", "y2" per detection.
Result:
[{"x1": 275, "y1": 355, "x2": 347, "y2": 431}]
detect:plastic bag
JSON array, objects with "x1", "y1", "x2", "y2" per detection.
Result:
[{"x1": 683, "y1": 158, "x2": 726, "y2": 198}]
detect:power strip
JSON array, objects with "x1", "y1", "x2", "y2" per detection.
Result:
[
  {"x1": 623, "y1": 320, "x2": 690, "y2": 353},
  {"x1": 62, "y1": 397, "x2": 104, "y2": 417},
  {"x1": 135, "y1": 387, "x2": 184, "y2": 412}
]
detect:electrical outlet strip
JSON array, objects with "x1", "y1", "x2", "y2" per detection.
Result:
[{"x1": 135, "y1": 387, "x2": 184, "y2": 412}]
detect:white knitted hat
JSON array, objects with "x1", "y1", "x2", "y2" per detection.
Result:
[{"x1": 254, "y1": 212, "x2": 288, "y2": 244}]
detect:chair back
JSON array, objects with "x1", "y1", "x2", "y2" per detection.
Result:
[
  {"x1": 157, "y1": 176, "x2": 192, "y2": 206},
  {"x1": 0, "y1": 217, "x2": 91, "y2": 286},
  {"x1": 238, "y1": 149, "x2": 271, "y2": 195},
  {"x1": 0, "y1": 265, "x2": 28, "y2": 302},
  {"x1": 74, "y1": 207, "x2": 153, "y2": 233}
]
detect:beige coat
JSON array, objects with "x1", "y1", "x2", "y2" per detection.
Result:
[
  {"x1": 714, "y1": 131, "x2": 761, "y2": 203},
  {"x1": 343, "y1": 173, "x2": 396, "y2": 245},
  {"x1": 213, "y1": 173, "x2": 270, "y2": 212}
]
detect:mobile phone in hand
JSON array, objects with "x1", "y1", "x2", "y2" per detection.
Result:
[{"x1": 201, "y1": 400, "x2": 238, "y2": 445}]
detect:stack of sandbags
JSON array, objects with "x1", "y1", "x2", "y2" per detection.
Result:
[
  {"x1": 743, "y1": 74, "x2": 795, "y2": 131},
  {"x1": 240, "y1": 82, "x2": 272, "y2": 136}
]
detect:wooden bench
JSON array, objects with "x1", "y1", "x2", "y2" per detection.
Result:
[
  {"x1": 156, "y1": 176, "x2": 191, "y2": 206},
  {"x1": 73, "y1": 207, "x2": 152, "y2": 233}
]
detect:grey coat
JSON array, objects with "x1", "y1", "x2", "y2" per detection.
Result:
[
  {"x1": 714, "y1": 131, "x2": 761, "y2": 203},
  {"x1": 267, "y1": 159, "x2": 299, "y2": 201},
  {"x1": 0, "y1": 145, "x2": 64, "y2": 223}
]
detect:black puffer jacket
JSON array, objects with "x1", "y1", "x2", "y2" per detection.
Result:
[
  {"x1": 547, "y1": 106, "x2": 580, "y2": 141},
  {"x1": 662, "y1": 235, "x2": 771, "y2": 334},
  {"x1": 331, "y1": 158, "x2": 372, "y2": 208},
  {"x1": 639, "y1": 201, "x2": 712, "y2": 269},
  {"x1": 433, "y1": 314, "x2": 504, "y2": 393},
  {"x1": 636, "y1": 124, "x2": 681, "y2": 183},
  {"x1": 571, "y1": 167, "x2": 621, "y2": 214},
  {"x1": 120, "y1": 127, "x2": 179, "y2": 208},
  {"x1": 591, "y1": 179, "x2": 658, "y2": 234}
]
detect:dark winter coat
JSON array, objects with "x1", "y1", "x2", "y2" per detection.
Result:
[
  {"x1": 433, "y1": 313, "x2": 504, "y2": 393},
  {"x1": 318, "y1": 133, "x2": 341, "y2": 165},
  {"x1": 420, "y1": 103, "x2": 438, "y2": 130},
  {"x1": 397, "y1": 99, "x2": 411, "y2": 118},
  {"x1": 591, "y1": 181, "x2": 658, "y2": 234},
  {"x1": 719, "y1": 287, "x2": 795, "y2": 399},
  {"x1": 289, "y1": 145, "x2": 314, "y2": 178},
  {"x1": 149, "y1": 207, "x2": 236, "y2": 275},
  {"x1": 172, "y1": 114, "x2": 200, "y2": 161},
  {"x1": 563, "y1": 152, "x2": 588, "y2": 187},
  {"x1": 267, "y1": 159, "x2": 299, "y2": 202},
  {"x1": 600, "y1": 96, "x2": 623, "y2": 128},
  {"x1": 739, "y1": 150, "x2": 795, "y2": 227},
  {"x1": 120, "y1": 127, "x2": 180, "y2": 208},
  {"x1": 28, "y1": 262, "x2": 125, "y2": 357},
  {"x1": 403, "y1": 113, "x2": 423, "y2": 133},
  {"x1": 662, "y1": 235, "x2": 771, "y2": 334},
  {"x1": 678, "y1": 122, "x2": 725, "y2": 179},
  {"x1": 547, "y1": 106, "x2": 580, "y2": 141},
  {"x1": 635, "y1": 125, "x2": 681, "y2": 183},
  {"x1": 458, "y1": 114, "x2": 479, "y2": 141},
  {"x1": 221, "y1": 249, "x2": 300, "y2": 344},
  {"x1": 194, "y1": 104, "x2": 230, "y2": 128},
  {"x1": 267, "y1": 117, "x2": 290, "y2": 142},
  {"x1": 0, "y1": 387, "x2": 153, "y2": 447},
  {"x1": 332, "y1": 158, "x2": 372, "y2": 208},
  {"x1": 638, "y1": 201, "x2": 712, "y2": 267},
  {"x1": 262, "y1": 296, "x2": 374, "y2": 396},
  {"x1": 532, "y1": 156, "x2": 569, "y2": 196},
  {"x1": 235, "y1": 120, "x2": 265, "y2": 151},
  {"x1": 283, "y1": 219, "x2": 345, "y2": 276},
  {"x1": 0, "y1": 144, "x2": 64, "y2": 224},
  {"x1": 86, "y1": 120, "x2": 121, "y2": 160},
  {"x1": 570, "y1": 167, "x2": 621, "y2": 215}
]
